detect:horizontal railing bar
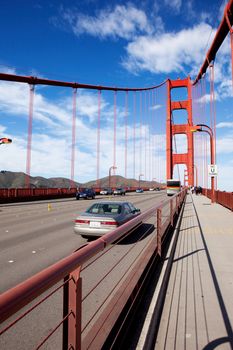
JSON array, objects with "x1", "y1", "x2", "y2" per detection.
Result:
[{"x1": 0, "y1": 190, "x2": 186, "y2": 325}]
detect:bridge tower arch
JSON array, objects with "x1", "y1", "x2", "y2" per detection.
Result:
[{"x1": 166, "y1": 77, "x2": 194, "y2": 186}]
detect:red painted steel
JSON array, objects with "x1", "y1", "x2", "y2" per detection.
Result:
[
  {"x1": 166, "y1": 80, "x2": 172, "y2": 180},
  {"x1": 194, "y1": 0, "x2": 233, "y2": 84},
  {"x1": 71, "y1": 88, "x2": 77, "y2": 188},
  {"x1": 0, "y1": 187, "x2": 77, "y2": 203},
  {"x1": 25, "y1": 85, "x2": 35, "y2": 188},
  {"x1": 0, "y1": 72, "x2": 167, "y2": 91},
  {"x1": 125, "y1": 91, "x2": 128, "y2": 186},
  {"x1": 96, "y1": 90, "x2": 101, "y2": 188},
  {"x1": 157, "y1": 208, "x2": 162, "y2": 256},
  {"x1": 196, "y1": 124, "x2": 215, "y2": 203},
  {"x1": 133, "y1": 91, "x2": 136, "y2": 180},
  {"x1": 203, "y1": 188, "x2": 233, "y2": 211},
  {"x1": 166, "y1": 77, "x2": 194, "y2": 186},
  {"x1": 0, "y1": 190, "x2": 187, "y2": 349},
  {"x1": 113, "y1": 91, "x2": 117, "y2": 188},
  {"x1": 68, "y1": 268, "x2": 82, "y2": 350}
]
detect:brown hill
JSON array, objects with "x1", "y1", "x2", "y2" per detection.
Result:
[
  {"x1": 0, "y1": 171, "x2": 162, "y2": 189},
  {"x1": 0, "y1": 171, "x2": 80, "y2": 188}
]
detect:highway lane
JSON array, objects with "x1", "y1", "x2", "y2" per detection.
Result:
[{"x1": 0, "y1": 191, "x2": 167, "y2": 293}]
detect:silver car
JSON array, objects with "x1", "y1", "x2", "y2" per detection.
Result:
[{"x1": 74, "y1": 201, "x2": 141, "y2": 237}]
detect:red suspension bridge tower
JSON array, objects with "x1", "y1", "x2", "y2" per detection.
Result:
[{"x1": 166, "y1": 77, "x2": 194, "y2": 186}]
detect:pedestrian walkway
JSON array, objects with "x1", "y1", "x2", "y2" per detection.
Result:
[{"x1": 156, "y1": 192, "x2": 233, "y2": 349}]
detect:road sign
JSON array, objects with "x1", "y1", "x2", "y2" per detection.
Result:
[{"x1": 208, "y1": 164, "x2": 218, "y2": 177}]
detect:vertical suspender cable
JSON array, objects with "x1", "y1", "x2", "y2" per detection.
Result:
[
  {"x1": 133, "y1": 91, "x2": 136, "y2": 180},
  {"x1": 125, "y1": 91, "x2": 128, "y2": 187},
  {"x1": 96, "y1": 89, "x2": 101, "y2": 189},
  {"x1": 203, "y1": 76, "x2": 208, "y2": 188},
  {"x1": 152, "y1": 89, "x2": 156, "y2": 180},
  {"x1": 25, "y1": 84, "x2": 35, "y2": 188},
  {"x1": 209, "y1": 63, "x2": 217, "y2": 188},
  {"x1": 114, "y1": 91, "x2": 117, "y2": 187},
  {"x1": 70, "y1": 88, "x2": 77, "y2": 188},
  {"x1": 144, "y1": 91, "x2": 147, "y2": 180},
  {"x1": 148, "y1": 90, "x2": 151, "y2": 181},
  {"x1": 140, "y1": 92, "x2": 142, "y2": 175}
]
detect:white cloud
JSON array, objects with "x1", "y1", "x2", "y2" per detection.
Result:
[
  {"x1": 63, "y1": 4, "x2": 153, "y2": 40},
  {"x1": 0, "y1": 124, "x2": 7, "y2": 134},
  {"x1": 151, "y1": 104, "x2": 162, "y2": 110},
  {"x1": 216, "y1": 122, "x2": 233, "y2": 128},
  {"x1": 218, "y1": 0, "x2": 228, "y2": 21},
  {"x1": 216, "y1": 163, "x2": 233, "y2": 191},
  {"x1": 164, "y1": 0, "x2": 182, "y2": 12},
  {"x1": 216, "y1": 132, "x2": 233, "y2": 154},
  {"x1": 123, "y1": 23, "x2": 216, "y2": 75}
]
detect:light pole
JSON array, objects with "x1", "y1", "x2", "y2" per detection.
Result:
[
  {"x1": 139, "y1": 174, "x2": 144, "y2": 188},
  {"x1": 109, "y1": 166, "x2": 117, "y2": 189},
  {"x1": 192, "y1": 124, "x2": 215, "y2": 203}
]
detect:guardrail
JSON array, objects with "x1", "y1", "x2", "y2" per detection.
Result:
[
  {"x1": 0, "y1": 187, "x2": 165, "y2": 203},
  {"x1": 202, "y1": 188, "x2": 233, "y2": 211},
  {"x1": 0, "y1": 189, "x2": 187, "y2": 349},
  {"x1": 0, "y1": 187, "x2": 77, "y2": 203}
]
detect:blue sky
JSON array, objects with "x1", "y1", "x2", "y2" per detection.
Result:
[{"x1": 0, "y1": 0, "x2": 232, "y2": 190}]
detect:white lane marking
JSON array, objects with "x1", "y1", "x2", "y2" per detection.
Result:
[
  {"x1": 32, "y1": 250, "x2": 36, "y2": 254},
  {"x1": 8, "y1": 260, "x2": 14, "y2": 263},
  {"x1": 5, "y1": 230, "x2": 9, "y2": 232}
]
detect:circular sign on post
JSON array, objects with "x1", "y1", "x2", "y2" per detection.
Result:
[{"x1": 208, "y1": 164, "x2": 218, "y2": 177}]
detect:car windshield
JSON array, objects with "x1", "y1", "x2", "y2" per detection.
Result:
[{"x1": 87, "y1": 203, "x2": 122, "y2": 215}]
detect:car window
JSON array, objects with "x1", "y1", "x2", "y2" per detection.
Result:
[
  {"x1": 124, "y1": 204, "x2": 131, "y2": 214},
  {"x1": 108, "y1": 204, "x2": 121, "y2": 214},
  {"x1": 128, "y1": 203, "x2": 136, "y2": 212},
  {"x1": 87, "y1": 204, "x2": 98, "y2": 213},
  {"x1": 87, "y1": 203, "x2": 121, "y2": 214}
]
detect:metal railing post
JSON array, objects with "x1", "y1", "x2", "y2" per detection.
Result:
[
  {"x1": 170, "y1": 199, "x2": 173, "y2": 226},
  {"x1": 67, "y1": 268, "x2": 82, "y2": 350},
  {"x1": 157, "y1": 208, "x2": 162, "y2": 257}
]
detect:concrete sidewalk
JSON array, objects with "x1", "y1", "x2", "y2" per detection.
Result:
[{"x1": 156, "y1": 193, "x2": 233, "y2": 349}]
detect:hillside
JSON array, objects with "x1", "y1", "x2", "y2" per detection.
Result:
[
  {"x1": 0, "y1": 171, "x2": 162, "y2": 189},
  {"x1": 0, "y1": 171, "x2": 80, "y2": 189}
]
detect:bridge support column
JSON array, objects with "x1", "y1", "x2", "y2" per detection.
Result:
[{"x1": 166, "y1": 77, "x2": 194, "y2": 186}]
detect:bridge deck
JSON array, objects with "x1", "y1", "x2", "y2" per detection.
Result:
[{"x1": 155, "y1": 193, "x2": 233, "y2": 350}]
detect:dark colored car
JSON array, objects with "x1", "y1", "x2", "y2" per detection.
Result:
[
  {"x1": 76, "y1": 188, "x2": 96, "y2": 200},
  {"x1": 113, "y1": 188, "x2": 126, "y2": 196}
]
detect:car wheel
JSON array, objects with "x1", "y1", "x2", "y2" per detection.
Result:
[{"x1": 76, "y1": 197, "x2": 79, "y2": 200}]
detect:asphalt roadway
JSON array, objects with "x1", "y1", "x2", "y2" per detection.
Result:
[{"x1": 0, "y1": 191, "x2": 167, "y2": 294}]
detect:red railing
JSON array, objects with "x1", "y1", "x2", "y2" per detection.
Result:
[
  {"x1": 202, "y1": 188, "x2": 233, "y2": 211},
  {"x1": 0, "y1": 189, "x2": 187, "y2": 349},
  {"x1": 0, "y1": 187, "x2": 165, "y2": 203},
  {"x1": 0, "y1": 187, "x2": 77, "y2": 203}
]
